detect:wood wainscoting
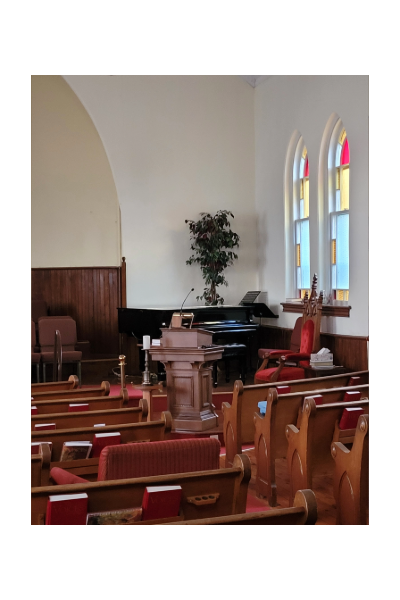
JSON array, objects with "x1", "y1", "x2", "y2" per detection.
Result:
[
  {"x1": 32, "y1": 260, "x2": 126, "y2": 357},
  {"x1": 257, "y1": 325, "x2": 368, "y2": 373}
]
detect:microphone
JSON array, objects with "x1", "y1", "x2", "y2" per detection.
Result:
[{"x1": 180, "y1": 288, "x2": 194, "y2": 315}]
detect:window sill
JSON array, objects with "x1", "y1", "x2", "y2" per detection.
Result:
[{"x1": 280, "y1": 302, "x2": 351, "y2": 317}]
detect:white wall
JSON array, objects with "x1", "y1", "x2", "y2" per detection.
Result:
[
  {"x1": 63, "y1": 75, "x2": 257, "y2": 308},
  {"x1": 31, "y1": 76, "x2": 120, "y2": 267},
  {"x1": 254, "y1": 76, "x2": 369, "y2": 336}
]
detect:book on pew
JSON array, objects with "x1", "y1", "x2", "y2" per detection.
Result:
[
  {"x1": 31, "y1": 441, "x2": 52, "y2": 455},
  {"x1": 339, "y1": 407, "x2": 364, "y2": 430},
  {"x1": 93, "y1": 423, "x2": 106, "y2": 427},
  {"x1": 45, "y1": 493, "x2": 88, "y2": 525},
  {"x1": 343, "y1": 390, "x2": 362, "y2": 402},
  {"x1": 276, "y1": 385, "x2": 291, "y2": 394},
  {"x1": 59, "y1": 441, "x2": 92, "y2": 461},
  {"x1": 141, "y1": 485, "x2": 182, "y2": 521},
  {"x1": 90, "y1": 432, "x2": 121, "y2": 458},
  {"x1": 68, "y1": 403, "x2": 89, "y2": 412},
  {"x1": 304, "y1": 394, "x2": 324, "y2": 406},
  {"x1": 34, "y1": 423, "x2": 56, "y2": 431},
  {"x1": 348, "y1": 376, "x2": 361, "y2": 386},
  {"x1": 86, "y1": 507, "x2": 143, "y2": 525},
  {"x1": 31, "y1": 406, "x2": 38, "y2": 415}
]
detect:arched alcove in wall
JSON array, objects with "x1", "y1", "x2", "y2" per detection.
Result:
[{"x1": 31, "y1": 75, "x2": 120, "y2": 268}]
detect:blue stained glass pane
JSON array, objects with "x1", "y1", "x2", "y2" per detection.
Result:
[
  {"x1": 299, "y1": 157, "x2": 305, "y2": 178},
  {"x1": 336, "y1": 213, "x2": 349, "y2": 289},
  {"x1": 300, "y1": 220, "x2": 310, "y2": 289},
  {"x1": 335, "y1": 144, "x2": 342, "y2": 167}
]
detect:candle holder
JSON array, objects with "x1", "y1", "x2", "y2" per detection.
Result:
[
  {"x1": 142, "y1": 348, "x2": 151, "y2": 385},
  {"x1": 119, "y1": 355, "x2": 126, "y2": 390}
]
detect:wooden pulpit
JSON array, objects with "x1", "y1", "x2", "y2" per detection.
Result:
[{"x1": 149, "y1": 328, "x2": 223, "y2": 432}]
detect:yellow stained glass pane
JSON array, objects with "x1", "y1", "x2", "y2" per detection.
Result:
[
  {"x1": 336, "y1": 169, "x2": 340, "y2": 190},
  {"x1": 336, "y1": 290, "x2": 349, "y2": 301},
  {"x1": 304, "y1": 178, "x2": 309, "y2": 218},
  {"x1": 301, "y1": 289, "x2": 310, "y2": 299},
  {"x1": 296, "y1": 244, "x2": 301, "y2": 266},
  {"x1": 300, "y1": 180, "x2": 304, "y2": 199},
  {"x1": 332, "y1": 240, "x2": 336, "y2": 265},
  {"x1": 302, "y1": 146, "x2": 307, "y2": 159},
  {"x1": 339, "y1": 128, "x2": 347, "y2": 146},
  {"x1": 341, "y1": 166, "x2": 349, "y2": 210}
]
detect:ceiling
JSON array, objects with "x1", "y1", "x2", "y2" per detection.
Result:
[{"x1": 239, "y1": 75, "x2": 272, "y2": 87}]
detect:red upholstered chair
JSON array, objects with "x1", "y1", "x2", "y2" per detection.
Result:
[
  {"x1": 254, "y1": 274, "x2": 323, "y2": 384},
  {"x1": 50, "y1": 437, "x2": 221, "y2": 485},
  {"x1": 256, "y1": 316, "x2": 302, "y2": 372},
  {"x1": 38, "y1": 316, "x2": 82, "y2": 384},
  {"x1": 31, "y1": 320, "x2": 41, "y2": 382}
]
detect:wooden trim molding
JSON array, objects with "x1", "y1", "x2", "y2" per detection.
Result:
[{"x1": 281, "y1": 302, "x2": 351, "y2": 317}]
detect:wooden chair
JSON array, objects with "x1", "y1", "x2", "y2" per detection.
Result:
[
  {"x1": 31, "y1": 453, "x2": 251, "y2": 524},
  {"x1": 167, "y1": 489, "x2": 317, "y2": 525},
  {"x1": 222, "y1": 371, "x2": 369, "y2": 469},
  {"x1": 254, "y1": 273, "x2": 322, "y2": 384},
  {"x1": 38, "y1": 316, "x2": 82, "y2": 383},
  {"x1": 331, "y1": 414, "x2": 369, "y2": 525},
  {"x1": 256, "y1": 316, "x2": 302, "y2": 371},
  {"x1": 285, "y1": 396, "x2": 369, "y2": 507}
]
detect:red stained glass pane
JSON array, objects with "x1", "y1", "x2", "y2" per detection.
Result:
[
  {"x1": 304, "y1": 157, "x2": 309, "y2": 177},
  {"x1": 341, "y1": 138, "x2": 350, "y2": 165}
]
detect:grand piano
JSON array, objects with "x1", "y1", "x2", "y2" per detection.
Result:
[{"x1": 117, "y1": 293, "x2": 278, "y2": 373}]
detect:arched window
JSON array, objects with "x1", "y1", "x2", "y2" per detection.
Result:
[
  {"x1": 294, "y1": 143, "x2": 310, "y2": 298},
  {"x1": 331, "y1": 127, "x2": 350, "y2": 300}
]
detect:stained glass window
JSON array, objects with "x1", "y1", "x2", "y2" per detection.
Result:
[
  {"x1": 331, "y1": 129, "x2": 350, "y2": 301},
  {"x1": 295, "y1": 144, "x2": 310, "y2": 297}
]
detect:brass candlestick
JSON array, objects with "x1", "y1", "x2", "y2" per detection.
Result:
[
  {"x1": 119, "y1": 355, "x2": 126, "y2": 390},
  {"x1": 142, "y1": 348, "x2": 151, "y2": 385}
]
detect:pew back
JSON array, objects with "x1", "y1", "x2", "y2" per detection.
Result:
[
  {"x1": 31, "y1": 380, "x2": 110, "y2": 402},
  {"x1": 31, "y1": 400, "x2": 148, "y2": 431},
  {"x1": 32, "y1": 389, "x2": 129, "y2": 415},
  {"x1": 31, "y1": 453, "x2": 251, "y2": 525},
  {"x1": 286, "y1": 397, "x2": 369, "y2": 505},
  {"x1": 223, "y1": 370, "x2": 368, "y2": 451},
  {"x1": 31, "y1": 411, "x2": 172, "y2": 462},
  {"x1": 31, "y1": 375, "x2": 79, "y2": 393}
]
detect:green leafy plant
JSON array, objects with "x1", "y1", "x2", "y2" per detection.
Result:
[{"x1": 185, "y1": 210, "x2": 240, "y2": 305}]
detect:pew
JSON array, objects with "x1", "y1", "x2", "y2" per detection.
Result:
[
  {"x1": 285, "y1": 396, "x2": 369, "y2": 507},
  {"x1": 31, "y1": 380, "x2": 111, "y2": 402},
  {"x1": 31, "y1": 411, "x2": 172, "y2": 483},
  {"x1": 222, "y1": 370, "x2": 369, "y2": 468},
  {"x1": 253, "y1": 384, "x2": 369, "y2": 506},
  {"x1": 166, "y1": 489, "x2": 317, "y2": 525},
  {"x1": 31, "y1": 443, "x2": 51, "y2": 487},
  {"x1": 331, "y1": 414, "x2": 369, "y2": 525},
  {"x1": 32, "y1": 388, "x2": 129, "y2": 415},
  {"x1": 31, "y1": 399, "x2": 148, "y2": 431},
  {"x1": 31, "y1": 453, "x2": 251, "y2": 524},
  {"x1": 31, "y1": 375, "x2": 79, "y2": 393}
]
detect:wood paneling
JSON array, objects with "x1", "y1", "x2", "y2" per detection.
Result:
[
  {"x1": 258, "y1": 325, "x2": 368, "y2": 372},
  {"x1": 32, "y1": 266, "x2": 123, "y2": 356}
]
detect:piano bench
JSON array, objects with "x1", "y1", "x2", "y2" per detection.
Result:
[{"x1": 213, "y1": 344, "x2": 247, "y2": 387}]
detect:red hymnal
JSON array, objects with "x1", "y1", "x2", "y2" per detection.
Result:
[
  {"x1": 304, "y1": 394, "x2": 324, "y2": 406},
  {"x1": 34, "y1": 423, "x2": 56, "y2": 431},
  {"x1": 339, "y1": 407, "x2": 364, "y2": 430},
  {"x1": 45, "y1": 493, "x2": 88, "y2": 525},
  {"x1": 277, "y1": 386, "x2": 291, "y2": 395},
  {"x1": 141, "y1": 485, "x2": 182, "y2": 522},
  {"x1": 68, "y1": 403, "x2": 89, "y2": 412},
  {"x1": 348, "y1": 376, "x2": 361, "y2": 386},
  {"x1": 90, "y1": 432, "x2": 121, "y2": 458},
  {"x1": 31, "y1": 441, "x2": 52, "y2": 455},
  {"x1": 31, "y1": 406, "x2": 38, "y2": 415},
  {"x1": 343, "y1": 390, "x2": 361, "y2": 402}
]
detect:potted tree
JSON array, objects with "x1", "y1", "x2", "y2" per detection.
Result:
[{"x1": 185, "y1": 210, "x2": 240, "y2": 305}]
